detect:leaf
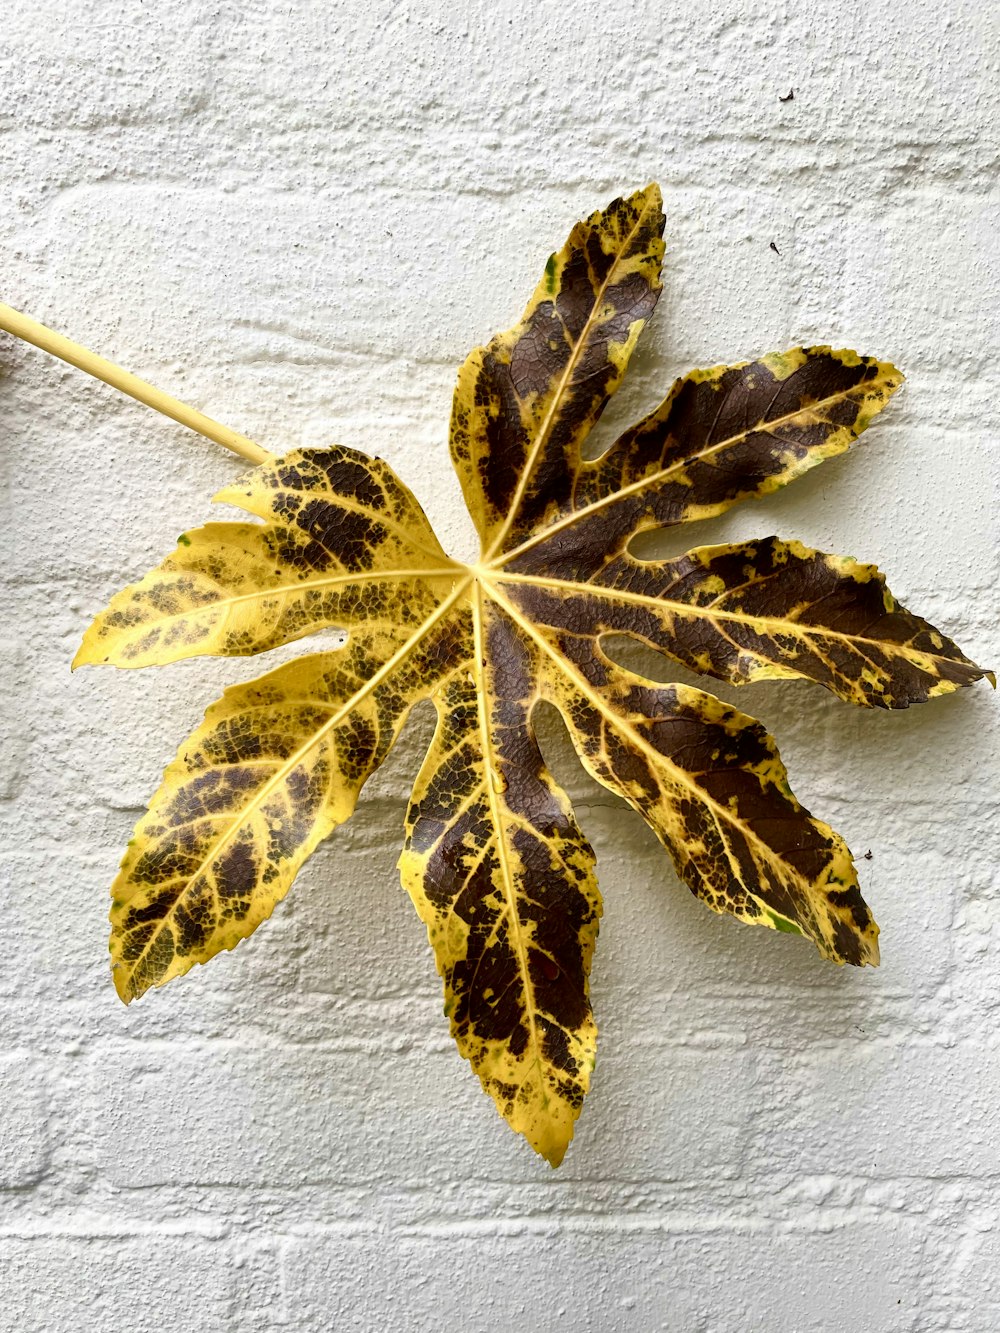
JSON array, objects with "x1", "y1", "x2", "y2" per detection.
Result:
[
  {"x1": 75, "y1": 446, "x2": 456, "y2": 669},
  {"x1": 451, "y1": 183, "x2": 665, "y2": 557},
  {"x1": 80, "y1": 183, "x2": 991, "y2": 1165},
  {"x1": 110, "y1": 618, "x2": 462, "y2": 1002},
  {"x1": 493, "y1": 601, "x2": 877, "y2": 966},
  {"x1": 502, "y1": 346, "x2": 905, "y2": 576},
  {"x1": 399, "y1": 598, "x2": 601, "y2": 1167},
  {"x1": 497, "y1": 536, "x2": 985, "y2": 708}
]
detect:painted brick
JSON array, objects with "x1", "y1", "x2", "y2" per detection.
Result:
[
  {"x1": 287, "y1": 1217, "x2": 930, "y2": 1333},
  {"x1": 767, "y1": 1041, "x2": 1000, "y2": 1181},
  {"x1": 0, "y1": 1055, "x2": 50, "y2": 1188},
  {"x1": 88, "y1": 1035, "x2": 755, "y2": 1192},
  {"x1": 0, "y1": 1236, "x2": 277, "y2": 1333}
]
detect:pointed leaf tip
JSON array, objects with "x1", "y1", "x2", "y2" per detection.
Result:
[{"x1": 450, "y1": 184, "x2": 666, "y2": 558}]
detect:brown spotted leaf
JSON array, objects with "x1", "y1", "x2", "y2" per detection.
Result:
[
  {"x1": 496, "y1": 537, "x2": 986, "y2": 708},
  {"x1": 490, "y1": 591, "x2": 878, "y2": 965},
  {"x1": 451, "y1": 183, "x2": 665, "y2": 559},
  {"x1": 78, "y1": 185, "x2": 990, "y2": 1166},
  {"x1": 399, "y1": 597, "x2": 601, "y2": 1166},
  {"x1": 109, "y1": 618, "x2": 463, "y2": 1002},
  {"x1": 75, "y1": 446, "x2": 456, "y2": 669},
  {"x1": 502, "y1": 346, "x2": 905, "y2": 577}
]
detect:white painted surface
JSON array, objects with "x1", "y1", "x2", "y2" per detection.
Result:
[{"x1": 1, "y1": 1, "x2": 998, "y2": 1329}]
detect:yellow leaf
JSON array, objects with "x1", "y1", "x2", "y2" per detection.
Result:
[
  {"x1": 111, "y1": 611, "x2": 462, "y2": 1002},
  {"x1": 75, "y1": 446, "x2": 456, "y2": 669},
  {"x1": 399, "y1": 596, "x2": 600, "y2": 1166},
  {"x1": 78, "y1": 185, "x2": 990, "y2": 1165}
]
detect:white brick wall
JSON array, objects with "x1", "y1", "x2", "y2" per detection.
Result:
[{"x1": 1, "y1": 1, "x2": 997, "y2": 1329}]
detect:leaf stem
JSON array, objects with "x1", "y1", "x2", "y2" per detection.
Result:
[{"x1": 0, "y1": 302, "x2": 273, "y2": 466}]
